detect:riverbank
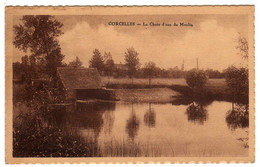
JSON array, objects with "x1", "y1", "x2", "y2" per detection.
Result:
[
  {"x1": 102, "y1": 77, "x2": 226, "y2": 88},
  {"x1": 104, "y1": 78, "x2": 232, "y2": 103},
  {"x1": 115, "y1": 88, "x2": 180, "y2": 103}
]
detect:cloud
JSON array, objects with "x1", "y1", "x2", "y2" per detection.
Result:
[
  {"x1": 171, "y1": 20, "x2": 246, "y2": 70},
  {"x1": 58, "y1": 19, "x2": 247, "y2": 71}
]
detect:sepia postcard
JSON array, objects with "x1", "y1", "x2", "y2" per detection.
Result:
[{"x1": 5, "y1": 6, "x2": 255, "y2": 164}]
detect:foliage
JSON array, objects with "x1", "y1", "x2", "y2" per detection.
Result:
[
  {"x1": 13, "y1": 111, "x2": 99, "y2": 157},
  {"x1": 89, "y1": 49, "x2": 104, "y2": 74},
  {"x1": 143, "y1": 61, "x2": 157, "y2": 78},
  {"x1": 68, "y1": 56, "x2": 83, "y2": 67},
  {"x1": 103, "y1": 52, "x2": 115, "y2": 76},
  {"x1": 13, "y1": 84, "x2": 99, "y2": 157},
  {"x1": 143, "y1": 61, "x2": 157, "y2": 86},
  {"x1": 13, "y1": 15, "x2": 65, "y2": 78},
  {"x1": 205, "y1": 69, "x2": 225, "y2": 78},
  {"x1": 226, "y1": 103, "x2": 249, "y2": 130},
  {"x1": 124, "y1": 47, "x2": 140, "y2": 78},
  {"x1": 237, "y1": 36, "x2": 249, "y2": 59},
  {"x1": 224, "y1": 66, "x2": 248, "y2": 103},
  {"x1": 45, "y1": 47, "x2": 65, "y2": 77},
  {"x1": 185, "y1": 69, "x2": 208, "y2": 89}
]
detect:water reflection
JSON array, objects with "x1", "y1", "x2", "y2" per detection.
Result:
[
  {"x1": 45, "y1": 100, "x2": 249, "y2": 157},
  {"x1": 226, "y1": 103, "x2": 249, "y2": 130},
  {"x1": 103, "y1": 109, "x2": 115, "y2": 135},
  {"x1": 172, "y1": 98, "x2": 213, "y2": 106},
  {"x1": 126, "y1": 103, "x2": 140, "y2": 140},
  {"x1": 185, "y1": 102, "x2": 208, "y2": 125},
  {"x1": 144, "y1": 103, "x2": 156, "y2": 128},
  {"x1": 49, "y1": 101, "x2": 115, "y2": 141}
]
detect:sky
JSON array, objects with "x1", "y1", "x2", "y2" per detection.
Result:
[{"x1": 13, "y1": 14, "x2": 249, "y2": 71}]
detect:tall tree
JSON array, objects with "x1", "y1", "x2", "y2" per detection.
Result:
[
  {"x1": 89, "y1": 49, "x2": 104, "y2": 73},
  {"x1": 224, "y1": 35, "x2": 249, "y2": 104},
  {"x1": 13, "y1": 15, "x2": 64, "y2": 78},
  {"x1": 68, "y1": 56, "x2": 83, "y2": 67},
  {"x1": 143, "y1": 61, "x2": 157, "y2": 87},
  {"x1": 224, "y1": 66, "x2": 248, "y2": 104},
  {"x1": 103, "y1": 52, "x2": 115, "y2": 76},
  {"x1": 237, "y1": 36, "x2": 249, "y2": 59},
  {"x1": 124, "y1": 47, "x2": 140, "y2": 81}
]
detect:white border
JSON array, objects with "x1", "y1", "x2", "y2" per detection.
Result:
[{"x1": 0, "y1": 0, "x2": 258, "y2": 167}]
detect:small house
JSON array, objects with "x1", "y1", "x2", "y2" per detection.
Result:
[
  {"x1": 114, "y1": 63, "x2": 128, "y2": 71},
  {"x1": 57, "y1": 67, "x2": 116, "y2": 102}
]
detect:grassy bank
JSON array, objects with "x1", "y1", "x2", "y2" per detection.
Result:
[
  {"x1": 115, "y1": 88, "x2": 179, "y2": 103},
  {"x1": 103, "y1": 77, "x2": 231, "y2": 102},
  {"x1": 102, "y1": 77, "x2": 226, "y2": 88}
]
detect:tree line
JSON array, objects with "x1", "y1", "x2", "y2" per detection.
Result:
[
  {"x1": 12, "y1": 16, "x2": 230, "y2": 83},
  {"x1": 12, "y1": 15, "x2": 249, "y2": 103}
]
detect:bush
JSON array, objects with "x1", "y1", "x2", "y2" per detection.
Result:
[
  {"x1": 13, "y1": 109, "x2": 100, "y2": 157},
  {"x1": 13, "y1": 84, "x2": 99, "y2": 157},
  {"x1": 224, "y1": 66, "x2": 248, "y2": 103},
  {"x1": 185, "y1": 69, "x2": 208, "y2": 89}
]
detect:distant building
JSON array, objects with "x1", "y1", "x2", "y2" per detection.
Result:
[
  {"x1": 57, "y1": 67, "x2": 116, "y2": 102},
  {"x1": 114, "y1": 63, "x2": 128, "y2": 71}
]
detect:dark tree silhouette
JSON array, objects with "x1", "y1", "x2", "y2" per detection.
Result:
[
  {"x1": 89, "y1": 49, "x2": 104, "y2": 74},
  {"x1": 124, "y1": 47, "x2": 140, "y2": 83},
  {"x1": 224, "y1": 66, "x2": 248, "y2": 104},
  {"x1": 13, "y1": 15, "x2": 64, "y2": 78},
  {"x1": 68, "y1": 56, "x2": 83, "y2": 67},
  {"x1": 143, "y1": 61, "x2": 157, "y2": 87},
  {"x1": 224, "y1": 35, "x2": 249, "y2": 104},
  {"x1": 103, "y1": 52, "x2": 115, "y2": 76},
  {"x1": 185, "y1": 69, "x2": 208, "y2": 89}
]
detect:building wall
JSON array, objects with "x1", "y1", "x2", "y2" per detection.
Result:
[
  {"x1": 66, "y1": 89, "x2": 77, "y2": 102},
  {"x1": 76, "y1": 89, "x2": 116, "y2": 100}
]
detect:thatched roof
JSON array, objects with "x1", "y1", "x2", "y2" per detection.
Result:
[{"x1": 57, "y1": 67, "x2": 102, "y2": 89}]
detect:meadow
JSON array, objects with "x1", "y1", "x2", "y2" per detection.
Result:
[
  {"x1": 102, "y1": 77, "x2": 227, "y2": 89},
  {"x1": 102, "y1": 77, "x2": 230, "y2": 103}
]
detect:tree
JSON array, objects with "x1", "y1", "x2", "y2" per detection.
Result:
[
  {"x1": 185, "y1": 69, "x2": 208, "y2": 89},
  {"x1": 68, "y1": 56, "x2": 83, "y2": 68},
  {"x1": 237, "y1": 36, "x2": 249, "y2": 59},
  {"x1": 224, "y1": 35, "x2": 249, "y2": 104},
  {"x1": 13, "y1": 15, "x2": 64, "y2": 78},
  {"x1": 45, "y1": 47, "x2": 65, "y2": 77},
  {"x1": 124, "y1": 47, "x2": 140, "y2": 82},
  {"x1": 224, "y1": 66, "x2": 248, "y2": 103},
  {"x1": 89, "y1": 49, "x2": 104, "y2": 74},
  {"x1": 143, "y1": 61, "x2": 157, "y2": 87},
  {"x1": 103, "y1": 52, "x2": 115, "y2": 76}
]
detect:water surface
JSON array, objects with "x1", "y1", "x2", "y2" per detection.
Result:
[{"x1": 54, "y1": 100, "x2": 249, "y2": 157}]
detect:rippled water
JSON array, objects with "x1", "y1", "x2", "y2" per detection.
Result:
[{"x1": 53, "y1": 100, "x2": 249, "y2": 157}]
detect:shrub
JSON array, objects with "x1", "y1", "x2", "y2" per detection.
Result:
[
  {"x1": 13, "y1": 109, "x2": 100, "y2": 157},
  {"x1": 185, "y1": 69, "x2": 208, "y2": 89},
  {"x1": 224, "y1": 66, "x2": 248, "y2": 103}
]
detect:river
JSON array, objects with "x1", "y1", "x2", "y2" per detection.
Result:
[{"x1": 52, "y1": 100, "x2": 249, "y2": 157}]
